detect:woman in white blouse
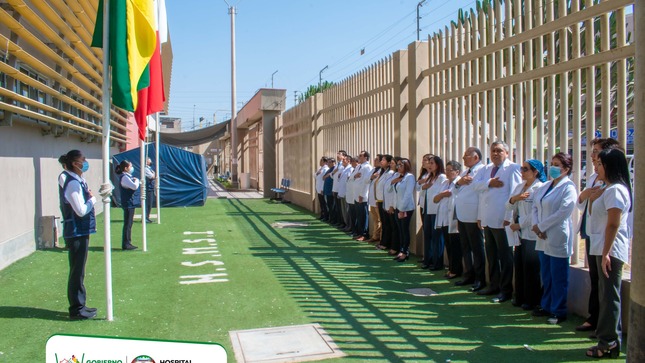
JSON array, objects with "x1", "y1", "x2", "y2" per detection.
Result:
[
  {"x1": 376, "y1": 155, "x2": 395, "y2": 252},
  {"x1": 434, "y1": 160, "x2": 462, "y2": 279},
  {"x1": 392, "y1": 158, "x2": 416, "y2": 262},
  {"x1": 421, "y1": 155, "x2": 447, "y2": 270},
  {"x1": 383, "y1": 157, "x2": 402, "y2": 256},
  {"x1": 531, "y1": 153, "x2": 577, "y2": 325},
  {"x1": 585, "y1": 148, "x2": 632, "y2": 359},
  {"x1": 506, "y1": 159, "x2": 545, "y2": 311}
]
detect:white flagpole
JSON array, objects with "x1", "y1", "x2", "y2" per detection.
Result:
[
  {"x1": 100, "y1": 0, "x2": 114, "y2": 321},
  {"x1": 140, "y1": 137, "x2": 147, "y2": 252},
  {"x1": 155, "y1": 112, "x2": 161, "y2": 224}
]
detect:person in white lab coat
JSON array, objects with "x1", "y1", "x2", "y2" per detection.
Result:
[
  {"x1": 505, "y1": 159, "x2": 546, "y2": 311},
  {"x1": 453, "y1": 147, "x2": 487, "y2": 292},
  {"x1": 392, "y1": 158, "x2": 416, "y2": 261},
  {"x1": 472, "y1": 141, "x2": 522, "y2": 303},
  {"x1": 531, "y1": 152, "x2": 577, "y2": 325},
  {"x1": 434, "y1": 160, "x2": 462, "y2": 279}
]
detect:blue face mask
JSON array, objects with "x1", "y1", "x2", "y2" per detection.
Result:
[
  {"x1": 549, "y1": 166, "x2": 561, "y2": 179},
  {"x1": 79, "y1": 161, "x2": 89, "y2": 173}
]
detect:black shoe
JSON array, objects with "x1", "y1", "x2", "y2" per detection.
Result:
[
  {"x1": 576, "y1": 322, "x2": 596, "y2": 332},
  {"x1": 430, "y1": 266, "x2": 444, "y2": 271},
  {"x1": 83, "y1": 307, "x2": 97, "y2": 313},
  {"x1": 470, "y1": 282, "x2": 486, "y2": 292},
  {"x1": 145, "y1": 219, "x2": 153, "y2": 223},
  {"x1": 521, "y1": 304, "x2": 534, "y2": 311},
  {"x1": 420, "y1": 264, "x2": 430, "y2": 269},
  {"x1": 511, "y1": 299, "x2": 522, "y2": 307},
  {"x1": 455, "y1": 279, "x2": 475, "y2": 286},
  {"x1": 477, "y1": 288, "x2": 500, "y2": 296},
  {"x1": 122, "y1": 244, "x2": 138, "y2": 250},
  {"x1": 532, "y1": 307, "x2": 550, "y2": 317},
  {"x1": 492, "y1": 294, "x2": 511, "y2": 303},
  {"x1": 70, "y1": 310, "x2": 97, "y2": 320}
]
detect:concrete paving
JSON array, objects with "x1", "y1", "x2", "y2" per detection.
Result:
[
  {"x1": 229, "y1": 323, "x2": 345, "y2": 363},
  {"x1": 208, "y1": 179, "x2": 263, "y2": 199}
]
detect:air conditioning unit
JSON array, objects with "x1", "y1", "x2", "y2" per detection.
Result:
[{"x1": 37, "y1": 216, "x2": 60, "y2": 249}]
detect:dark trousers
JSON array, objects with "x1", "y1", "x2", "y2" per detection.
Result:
[
  {"x1": 423, "y1": 214, "x2": 444, "y2": 269},
  {"x1": 595, "y1": 255, "x2": 624, "y2": 348},
  {"x1": 317, "y1": 193, "x2": 328, "y2": 219},
  {"x1": 386, "y1": 210, "x2": 400, "y2": 251},
  {"x1": 333, "y1": 195, "x2": 344, "y2": 226},
  {"x1": 396, "y1": 209, "x2": 414, "y2": 254},
  {"x1": 355, "y1": 201, "x2": 369, "y2": 238},
  {"x1": 349, "y1": 203, "x2": 358, "y2": 234},
  {"x1": 514, "y1": 239, "x2": 542, "y2": 307},
  {"x1": 539, "y1": 252, "x2": 569, "y2": 317},
  {"x1": 484, "y1": 227, "x2": 514, "y2": 295},
  {"x1": 442, "y1": 226, "x2": 463, "y2": 276},
  {"x1": 145, "y1": 186, "x2": 154, "y2": 219},
  {"x1": 324, "y1": 194, "x2": 335, "y2": 222},
  {"x1": 585, "y1": 238, "x2": 600, "y2": 327},
  {"x1": 122, "y1": 207, "x2": 135, "y2": 248},
  {"x1": 66, "y1": 235, "x2": 90, "y2": 315},
  {"x1": 458, "y1": 221, "x2": 486, "y2": 284}
]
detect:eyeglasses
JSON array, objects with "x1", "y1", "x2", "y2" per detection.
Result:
[{"x1": 396, "y1": 163, "x2": 403, "y2": 167}]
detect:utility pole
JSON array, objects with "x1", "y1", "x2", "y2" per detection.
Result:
[
  {"x1": 294, "y1": 90, "x2": 299, "y2": 105},
  {"x1": 225, "y1": 1, "x2": 238, "y2": 187},
  {"x1": 417, "y1": 0, "x2": 427, "y2": 41},
  {"x1": 271, "y1": 70, "x2": 278, "y2": 88},
  {"x1": 192, "y1": 104, "x2": 196, "y2": 130},
  {"x1": 319, "y1": 65, "x2": 329, "y2": 89}
]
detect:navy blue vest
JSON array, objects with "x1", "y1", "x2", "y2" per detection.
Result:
[
  {"x1": 59, "y1": 171, "x2": 96, "y2": 238},
  {"x1": 120, "y1": 173, "x2": 137, "y2": 209}
]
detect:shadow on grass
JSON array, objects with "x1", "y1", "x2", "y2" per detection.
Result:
[
  {"x1": 225, "y1": 199, "x2": 608, "y2": 362},
  {"x1": 0, "y1": 306, "x2": 69, "y2": 321}
]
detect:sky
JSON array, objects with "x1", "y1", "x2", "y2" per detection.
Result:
[{"x1": 165, "y1": 0, "x2": 479, "y2": 131}]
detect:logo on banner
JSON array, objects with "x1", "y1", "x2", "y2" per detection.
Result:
[
  {"x1": 58, "y1": 355, "x2": 83, "y2": 363},
  {"x1": 132, "y1": 356, "x2": 155, "y2": 363}
]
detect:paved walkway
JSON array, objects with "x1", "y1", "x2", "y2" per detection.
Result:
[{"x1": 208, "y1": 179, "x2": 263, "y2": 199}]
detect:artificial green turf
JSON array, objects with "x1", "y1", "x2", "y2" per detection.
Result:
[{"x1": 0, "y1": 198, "x2": 626, "y2": 362}]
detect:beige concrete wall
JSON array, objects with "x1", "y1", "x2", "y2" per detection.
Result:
[{"x1": 0, "y1": 120, "x2": 112, "y2": 270}]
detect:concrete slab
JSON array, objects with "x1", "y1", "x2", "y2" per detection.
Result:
[
  {"x1": 229, "y1": 323, "x2": 345, "y2": 363},
  {"x1": 406, "y1": 287, "x2": 438, "y2": 296}
]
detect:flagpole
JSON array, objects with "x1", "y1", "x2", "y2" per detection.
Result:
[
  {"x1": 100, "y1": 0, "x2": 114, "y2": 322},
  {"x1": 155, "y1": 112, "x2": 161, "y2": 224},
  {"x1": 141, "y1": 137, "x2": 147, "y2": 252}
]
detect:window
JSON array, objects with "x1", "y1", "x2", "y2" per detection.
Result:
[{"x1": 16, "y1": 65, "x2": 48, "y2": 114}]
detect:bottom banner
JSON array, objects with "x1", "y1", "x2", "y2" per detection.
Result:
[{"x1": 46, "y1": 335, "x2": 227, "y2": 363}]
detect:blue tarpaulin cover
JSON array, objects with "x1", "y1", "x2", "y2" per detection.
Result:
[{"x1": 111, "y1": 143, "x2": 208, "y2": 207}]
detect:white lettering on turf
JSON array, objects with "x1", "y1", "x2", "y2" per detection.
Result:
[{"x1": 180, "y1": 231, "x2": 228, "y2": 284}]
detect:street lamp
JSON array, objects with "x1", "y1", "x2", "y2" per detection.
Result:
[
  {"x1": 271, "y1": 70, "x2": 278, "y2": 88},
  {"x1": 319, "y1": 65, "x2": 329, "y2": 89}
]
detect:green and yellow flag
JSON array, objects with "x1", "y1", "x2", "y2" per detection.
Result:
[{"x1": 92, "y1": 0, "x2": 157, "y2": 112}]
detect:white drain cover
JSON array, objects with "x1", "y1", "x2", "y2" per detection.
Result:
[
  {"x1": 229, "y1": 323, "x2": 345, "y2": 363},
  {"x1": 406, "y1": 288, "x2": 438, "y2": 296}
]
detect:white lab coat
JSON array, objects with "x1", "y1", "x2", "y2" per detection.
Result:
[
  {"x1": 505, "y1": 179, "x2": 544, "y2": 241},
  {"x1": 394, "y1": 173, "x2": 416, "y2": 212},
  {"x1": 423, "y1": 174, "x2": 447, "y2": 215},
  {"x1": 354, "y1": 162, "x2": 374, "y2": 202},
  {"x1": 473, "y1": 159, "x2": 522, "y2": 229},
  {"x1": 383, "y1": 171, "x2": 399, "y2": 211},
  {"x1": 435, "y1": 176, "x2": 460, "y2": 233},
  {"x1": 532, "y1": 176, "x2": 578, "y2": 258},
  {"x1": 454, "y1": 161, "x2": 485, "y2": 223}
]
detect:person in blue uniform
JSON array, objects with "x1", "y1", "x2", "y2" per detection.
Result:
[
  {"x1": 116, "y1": 160, "x2": 140, "y2": 250},
  {"x1": 58, "y1": 150, "x2": 97, "y2": 320},
  {"x1": 144, "y1": 157, "x2": 156, "y2": 223}
]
